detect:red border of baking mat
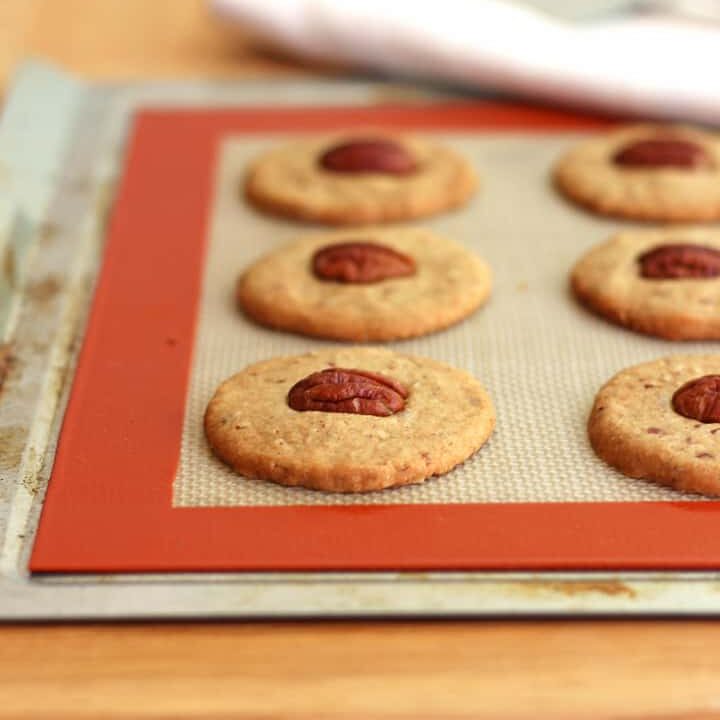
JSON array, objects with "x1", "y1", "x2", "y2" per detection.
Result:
[{"x1": 30, "y1": 102, "x2": 720, "y2": 573}]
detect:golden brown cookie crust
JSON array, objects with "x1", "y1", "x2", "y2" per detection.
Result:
[
  {"x1": 237, "y1": 227, "x2": 492, "y2": 341},
  {"x1": 571, "y1": 228, "x2": 720, "y2": 340},
  {"x1": 204, "y1": 347, "x2": 496, "y2": 493},
  {"x1": 554, "y1": 124, "x2": 720, "y2": 222},
  {"x1": 589, "y1": 356, "x2": 720, "y2": 496},
  {"x1": 245, "y1": 134, "x2": 478, "y2": 225}
]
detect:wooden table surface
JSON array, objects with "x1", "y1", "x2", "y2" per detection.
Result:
[{"x1": 2, "y1": 2, "x2": 720, "y2": 718}]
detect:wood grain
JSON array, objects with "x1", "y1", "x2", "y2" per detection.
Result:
[
  {"x1": 0, "y1": 0, "x2": 333, "y2": 93},
  {"x1": 1, "y1": 2, "x2": 720, "y2": 718},
  {"x1": 2, "y1": 620, "x2": 720, "y2": 719}
]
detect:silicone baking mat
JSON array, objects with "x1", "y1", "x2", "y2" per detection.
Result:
[
  {"x1": 29, "y1": 103, "x2": 720, "y2": 574},
  {"x1": 175, "y1": 136, "x2": 703, "y2": 508}
]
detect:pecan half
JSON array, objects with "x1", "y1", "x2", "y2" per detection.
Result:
[
  {"x1": 672, "y1": 375, "x2": 720, "y2": 423},
  {"x1": 319, "y1": 138, "x2": 417, "y2": 174},
  {"x1": 312, "y1": 242, "x2": 416, "y2": 283},
  {"x1": 613, "y1": 137, "x2": 712, "y2": 169},
  {"x1": 287, "y1": 368, "x2": 408, "y2": 416},
  {"x1": 638, "y1": 244, "x2": 720, "y2": 279}
]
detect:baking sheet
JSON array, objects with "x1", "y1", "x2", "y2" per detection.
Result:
[
  {"x1": 174, "y1": 135, "x2": 706, "y2": 508},
  {"x1": 4, "y1": 61, "x2": 720, "y2": 617}
]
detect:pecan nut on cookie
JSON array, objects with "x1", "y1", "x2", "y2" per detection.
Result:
[
  {"x1": 571, "y1": 229, "x2": 720, "y2": 340},
  {"x1": 589, "y1": 356, "x2": 720, "y2": 496},
  {"x1": 554, "y1": 124, "x2": 720, "y2": 222},
  {"x1": 244, "y1": 134, "x2": 478, "y2": 225},
  {"x1": 204, "y1": 347, "x2": 496, "y2": 493},
  {"x1": 237, "y1": 226, "x2": 492, "y2": 341}
]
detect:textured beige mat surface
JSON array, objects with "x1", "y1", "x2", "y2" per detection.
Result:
[{"x1": 173, "y1": 134, "x2": 709, "y2": 507}]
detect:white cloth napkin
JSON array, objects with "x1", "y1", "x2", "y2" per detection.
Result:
[{"x1": 211, "y1": 0, "x2": 720, "y2": 124}]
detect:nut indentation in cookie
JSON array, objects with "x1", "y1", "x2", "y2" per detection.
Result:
[
  {"x1": 638, "y1": 244, "x2": 720, "y2": 279},
  {"x1": 312, "y1": 241, "x2": 416, "y2": 284},
  {"x1": 319, "y1": 138, "x2": 417, "y2": 175},
  {"x1": 613, "y1": 138, "x2": 712, "y2": 169},
  {"x1": 672, "y1": 375, "x2": 720, "y2": 423},
  {"x1": 287, "y1": 368, "x2": 409, "y2": 417}
]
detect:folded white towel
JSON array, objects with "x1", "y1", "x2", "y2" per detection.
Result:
[{"x1": 212, "y1": 0, "x2": 720, "y2": 124}]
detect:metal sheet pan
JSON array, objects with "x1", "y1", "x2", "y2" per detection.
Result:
[{"x1": 2, "y1": 61, "x2": 720, "y2": 618}]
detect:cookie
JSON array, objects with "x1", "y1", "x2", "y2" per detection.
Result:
[
  {"x1": 204, "y1": 347, "x2": 495, "y2": 493},
  {"x1": 571, "y1": 228, "x2": 720, "y2": 340},
  {"x1": 237, "y1": 226, "x2": 492, "y2": 341},
  {"x1": 554, "y1": 124, "x2": 720, "y2": 222},
  {"x1": 588, "y1": 355, "x2": 720, "y2": 496},
  {"x1": 245, "y1": 134, "x2": 477, "y2": 225}
]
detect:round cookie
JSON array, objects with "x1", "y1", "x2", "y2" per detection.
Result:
[
  {"x1": 588, "y1": 356, "x2": 720, "y2": 496},
  {"x1": 204, "y1": 347, "x2": 496, "y2": 493},
  {"x1": 237, "y1": 226, "x2": 492, "y2": 341},
  {"x1": 571, "y1": 228, "x2": 720, "y2": 340},
  {"x1": 245, "y1": 134, "x2": 477, "y2": 225},
  {"x1": 554, "y1": 124, "x2": 720, "y2": 222}
]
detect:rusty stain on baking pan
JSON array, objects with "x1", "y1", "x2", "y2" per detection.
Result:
[
  {"x1": 0, "y1": 344, "x2": 14, "y2": 390},
  {"x1": 540, "y1": 580, "x2": 636, "y2": 599},
  {"x1": 0, "y1": 425, "x2": 26, "y2": 474},
  {"x1": 26, "y1": 275, "x2": 62, "y2": 304}
]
